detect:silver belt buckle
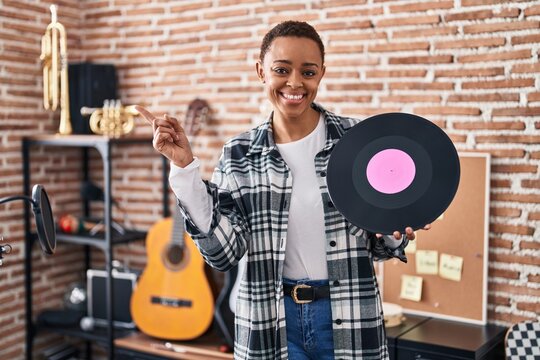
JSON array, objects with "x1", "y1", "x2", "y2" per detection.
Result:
[{"x1": 291, "y1": 284, "x2": 312, "y2": 304}]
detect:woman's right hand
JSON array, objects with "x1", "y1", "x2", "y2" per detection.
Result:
[{"x1": 135, "y1": 106, "x2": 194, "y2": 168}]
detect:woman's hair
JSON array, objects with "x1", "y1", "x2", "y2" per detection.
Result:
[{"x1": 259, "y1": 21, "x2": 325, "y2": 64}]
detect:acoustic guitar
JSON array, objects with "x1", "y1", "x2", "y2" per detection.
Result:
[{"x1": 130, "y1": 99, "x2": 213, "y2": 340}]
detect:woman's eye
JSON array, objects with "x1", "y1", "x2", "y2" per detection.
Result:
[
  {"x1": 304, "y1": 70, "x2": 316, "y2": 77},
  {"x1": 273, "y1": 68, "x2": 288, "y2": 74}
]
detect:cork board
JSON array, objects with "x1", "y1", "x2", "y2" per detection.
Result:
[{"x1": 381, "y1": 153, "x2": 490, "y2": 325}]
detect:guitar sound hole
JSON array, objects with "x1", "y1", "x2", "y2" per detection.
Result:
[{"x1": 167, "y1": 245, "x2": 184, "y2": 265}]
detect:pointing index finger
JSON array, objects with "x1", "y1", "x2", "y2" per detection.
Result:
[{"x1": 135, "y1": 105, "x2": 156, "y2": 125}]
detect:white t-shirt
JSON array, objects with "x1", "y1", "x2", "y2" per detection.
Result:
[{"x1": 275, "y1": 114, "x2": 328, "y2": 279}]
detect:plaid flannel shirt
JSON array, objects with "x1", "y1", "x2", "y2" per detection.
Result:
[{"x1": 177, "y1": 103, "x2": 409, "y2": 359}]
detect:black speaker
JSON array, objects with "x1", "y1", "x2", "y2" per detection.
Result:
[{"x1": 68, "y1": 62, "x2": 117, "y2": 134}]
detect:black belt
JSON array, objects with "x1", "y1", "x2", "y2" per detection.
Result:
[{"x1": 283, "y1": 283, "x2": 330, "y2": 304}]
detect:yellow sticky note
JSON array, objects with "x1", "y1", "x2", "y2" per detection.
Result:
[
  {"x1": 407, "y1": 233, "x2": 417, "y2": 254},
  {"x1": 416, "y1": 250, "x2": 438, "y2": 275},
  {"x1": 400, "y1": 275, "x2": 423, "y2": 302},
  {"x1": 439, "y1": 253, "x2": 464, "y2": 282}
]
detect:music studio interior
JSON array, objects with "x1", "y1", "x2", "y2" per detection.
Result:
[{"x1": 1, "y1": 1, "x2": 539, "y2": 360}]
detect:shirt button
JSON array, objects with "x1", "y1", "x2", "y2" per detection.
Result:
[
  {"x1": 329, "y1": 240, "x2": 336, "y2": 247},
  {"x1": 320, "y1": 171, "x2": 326, "y2": 177},
  {"x1": 333, "y1": 280, "x2": 340, "y2": 286},
  {"x1": 335, "y1": 319, "x2": 342, "y2": 325}
]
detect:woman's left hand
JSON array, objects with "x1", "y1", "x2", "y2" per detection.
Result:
[{"x1": 376, "y1": 224, "x2": 431, "y2": 241}]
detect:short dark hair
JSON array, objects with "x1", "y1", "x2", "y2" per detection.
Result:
[{"x1": 259, "y1": 21, "x2": 325, "y2": 64}]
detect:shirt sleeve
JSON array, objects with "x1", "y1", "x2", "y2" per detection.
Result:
[
  {"x1": 168, "y1": 158, "x2": 212, "y2": 234},
  {"x1": 171, "y1": 149, "x2": 251, "y2": 272}
]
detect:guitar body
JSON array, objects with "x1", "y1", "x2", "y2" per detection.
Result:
[{"x1": 130, "y1": 217, "x2": 214, "y2": 340}]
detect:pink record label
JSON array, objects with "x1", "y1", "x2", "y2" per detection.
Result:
[{"x1": 366, "y1": 149, "x2": 416, "y2": 194}]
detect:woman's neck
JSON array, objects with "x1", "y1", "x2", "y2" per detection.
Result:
[{"x1": 272, "y1": 107, "x2": 320, "y2": 144}]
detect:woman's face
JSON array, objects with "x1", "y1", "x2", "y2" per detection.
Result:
[{"x1": 256, "y1": 36, "x2": 325, "y2": 121}]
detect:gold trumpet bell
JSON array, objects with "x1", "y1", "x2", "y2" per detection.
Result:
[{"x1": 40, "y1": 4, "x2": 72, "y2": 135}]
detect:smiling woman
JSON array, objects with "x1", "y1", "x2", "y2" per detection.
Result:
[
  {"x1": 138, "y1": 20, "x2": 425, "y2": 360},
  {"x1": 255, "y1": 36, "x2": 326, "y2": 143}
]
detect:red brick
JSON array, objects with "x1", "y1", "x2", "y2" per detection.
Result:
[
  {"x1": 379, "y1": 95, "x2": 441, "y2": 103},
  {"x1": 389, "y1": 82, "x2": 453, "y2": 90},
  {"x1": 516, "y1": 302, "x2": 540, "y2": 313},
  {"x1": 489, "y1": 268, "x2": 520, "y2": 280},
  {"x1": 492, "y1": 107, "x2": 540, "y2": 116},
  {"x1": 389, "y1": 1, "x2": 453, "y2": 13},
  {"x1": 413, "y1": 106, "x2": 480, "y2": 115},
  {"x1": 464, "y1": 21, "x2": 539, "y2": 34},
  {"x1": 522, "y1": 179, "x2": 540, "y2": 189},
  {"x1": 489, "y1": 237, "x2": 513, "y2": 250},
  {"x1": 368, "y1": 41, "x2": 430, "y2": 52},
  {"x1": 524, "y1": 5, "x2": 540, "y2": 16},
  {"x1": 447, "y1": 93, "x2": 519, "y2": 102},
  {"x1": 520, "y1": 241, "x2": 540, "y2": 250},
  {"x1": 491, "y1": 193, "x2": 540, "y2": 203},
  {"x1": 327, "y1": 8, "x2": 384, "y2": 17},
  {"x1": 435, "y1": 37, "x2": 505, "y2": 50},
  {"x1": 445, "y1": 9, "x2": 493, "y2": 22},
  {"x1": 488, "y1": 294, "x2": 511, "y2": 306},
  {"x1": 512, "y1": 63, "x2": 540, "y2": 74},
  {"x1": 458, "y1": 49, "x2": 532, "y2": 63},
  {"x1": 389, "y1": 55, "x2": 453, "y2": 64},
  {"x1": 492, "y1": 252, "x2": 538, "y2": 268},
  {"x1": 312, "y1": 0, "x2": 368, "y2": 8},
  {"x1": 512, "y1": 34, "x2": 540, "y2": 45},
  {"x1": 490, "y1": 207, "x2": 521, "y2": 218},
  {"x1": 492, "y1": 164, "x2": 537, "y2": 174},
  {"x1": 490, "y1": 223, "x2": 535, "y2": 236},
  {"x1": 453, "y1": 121, "x2": 525, "y2": 130},
  {"x1": 366, "y1": 69, "x2": 427, "y2": 78},
  {"x1": 462, "y1": 78, "x2": 535, "y2": 89},
  {"x1": 528, "y1": 212, "x2": 540, "y2": 220},
  {"x1": 529, "y1": 274, "x2": 540, "y2": 283},
  {"x1": 376, "y1": 15, "x2": 440, "y2": 27},
  {"x1": 491, "y1": 179, "x2": 511, "y2": 189},
  {"x1": 393, "y1": 26, "x2": 458, "y2": 38},
  {"x1": 480, "y1": 148, "x2": 525, "y2": 158}
]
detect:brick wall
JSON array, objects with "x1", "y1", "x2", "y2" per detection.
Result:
[{"x1": 1, "y1": 0, "x2": 539, "y2": 358}]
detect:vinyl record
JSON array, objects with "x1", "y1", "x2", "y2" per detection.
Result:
[{"x1": 327, "y1": 112, "x2": 460, "y2": 234}]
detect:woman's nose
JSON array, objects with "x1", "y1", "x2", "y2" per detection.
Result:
[{"x1": 286, "y1": 71, "x2": 303, "y2": 89}]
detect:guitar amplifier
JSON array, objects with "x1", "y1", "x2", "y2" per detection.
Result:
[{"x1": 87, "y1": 268, "x2": 137, "y2": 329}]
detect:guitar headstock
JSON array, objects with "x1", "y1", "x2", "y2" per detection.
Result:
[{"x1": 184, "y1": 98, "x2": 210, "y2": 137}]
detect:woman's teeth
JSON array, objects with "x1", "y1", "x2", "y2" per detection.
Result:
[{"x1": 282, "y1": 93, "x2": 304, "y2": 100}]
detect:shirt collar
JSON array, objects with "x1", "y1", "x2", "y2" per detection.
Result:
[{"x1": 246, "y1": 103, "x2": 348, "y2": 157}]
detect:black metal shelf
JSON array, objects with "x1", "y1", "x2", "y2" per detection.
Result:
[
  {"x1": 36, "y1": 315, "x2": 136, "y2": 345},
  {"x1": 23, "y1": 135, "x2": 170, "y2": 360},
  {"x1": 31, "y1": 230, "x2": 147, "y2": 249}
]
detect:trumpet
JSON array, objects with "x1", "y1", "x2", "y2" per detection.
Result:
[
  {"x1": 81, "y1": 100, "x2": 138, "y2": 138},
  {"x1": 40, "y1": 4, "x2": 72, "y2": 135}
]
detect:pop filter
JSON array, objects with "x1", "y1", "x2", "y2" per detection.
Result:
[
  {"x1": 0, "y1": 184, "x2": 56, "y2": 256},
  {"x1": 31, "y1": 185, "x2": 56, "y2": 255}
]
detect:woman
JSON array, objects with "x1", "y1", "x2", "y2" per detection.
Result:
[{"x1": 137, "y1": 21, "x2": 429, "y2": 360}]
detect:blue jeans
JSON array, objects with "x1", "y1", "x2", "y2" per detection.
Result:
[{"x1": 284, "y1": 278, "x2": 335, "y2": 360}]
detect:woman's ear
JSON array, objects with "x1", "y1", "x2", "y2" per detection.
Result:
[{"x1": 255, "y1": 61, "x2": 265, "y2": 83}]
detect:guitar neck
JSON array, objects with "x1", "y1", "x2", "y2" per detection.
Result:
[{"x1": 172, "y1": 207, "x2": 185, "y2": 246}]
